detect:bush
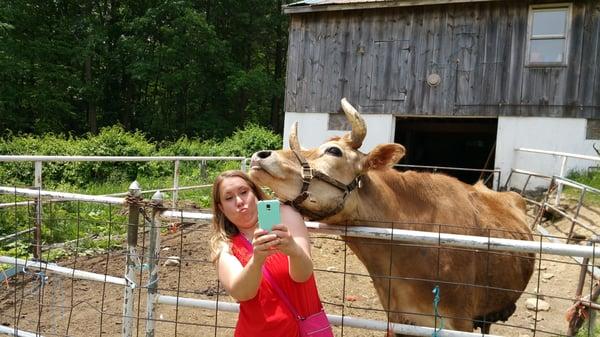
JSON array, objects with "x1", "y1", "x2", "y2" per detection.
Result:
[
  {"x1": 155, "y1": 136, "x2": 221, "y2": 181},
  {"x1": 0, "y1": 132, "x2": 77, "y2": 186},
  {"x1": 0, "y1": 123, "x2": 281, "y2": 188},
  {"x1": 0, "y1": 126, "x2": 159, "y2": 186},
  {"x1": 218, "y1": 123, "x2": 281, "y2": 157},
  {"x1": 75, "y1": 125, "x2": 157, "y2": 183}
]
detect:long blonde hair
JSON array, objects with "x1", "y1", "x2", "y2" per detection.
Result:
[{"x1": 209, "y1": 170, "x2": 268, "y2": 263}]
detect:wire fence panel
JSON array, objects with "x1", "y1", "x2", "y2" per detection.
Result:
[{"x1": 1, "y1": 184, "x2": 599, "y2": 337}]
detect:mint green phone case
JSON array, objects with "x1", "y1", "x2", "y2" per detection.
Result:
[{"x1": 257, "y1": 200, "x2": 281, "y2": 231}]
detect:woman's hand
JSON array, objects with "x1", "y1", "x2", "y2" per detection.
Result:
[
  {"x1": 251, "y1": 228, "x2": 281, "y2": 262},
  {"x1": 270, "y1": 224, "x2": 303, "y2": 257},
  {"x1": 253, "y1": 224, "x2": 304, "y2": 259},
  {"x1": 246, "y1": 205, "x2": 312, "y2": 283}
]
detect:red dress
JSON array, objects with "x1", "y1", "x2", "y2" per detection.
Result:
[{"x1": 230, "y1": 234, "x2": 323, "y2": 337}]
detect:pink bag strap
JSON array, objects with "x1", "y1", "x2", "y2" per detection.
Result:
[{"x1": 239, "y1": 235, "x2": 303, "y2": 320}]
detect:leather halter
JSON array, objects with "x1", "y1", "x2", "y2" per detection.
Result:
[{"x1": 285, "y1": 147, "x2": 362, "y2": 221}]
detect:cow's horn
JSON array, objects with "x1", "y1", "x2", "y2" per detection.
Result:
[
  {"x1": 341, "y1": 98, "x2": 366, "y2": 149},
  {"x1": 289, "y1": 121, "x2": 301, "y2": 152}
]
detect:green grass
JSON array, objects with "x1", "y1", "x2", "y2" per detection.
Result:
[
  {"x1": 564, "y1": 170, "x2": 600, "y2": 206},
  {"x1": 575, "y1": 312, "x2": 599, "y2": 337}
]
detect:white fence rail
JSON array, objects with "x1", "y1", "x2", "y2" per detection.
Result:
[
  {"x1": 2, "y1": 184, "x2": 598, "y2": 260},
  {"x1": 514, "y1": 147, "x2": 600, "y2": 203},
  {"x1": 0, "y1": 154, "x2": 246, "y2": 214}
]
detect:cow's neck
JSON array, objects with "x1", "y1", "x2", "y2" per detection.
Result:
[{"x1": 320, "y1": 169, "x2": 431, "y2": 226}]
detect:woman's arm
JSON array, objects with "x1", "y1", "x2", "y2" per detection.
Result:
[
  {"x1": 216, "y1": 233, "x2": 280, "y2": 301},
  {"x1": 272, "y1": 205, "x2": 314, "y2": 283}
]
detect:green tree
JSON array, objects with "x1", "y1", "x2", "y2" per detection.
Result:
[
  {"x1": 0, "y1": 0, "x2": 290, "y2": 140},
  {"x1": 0, "y1": 1, "x2": 90, "y2": 133}
]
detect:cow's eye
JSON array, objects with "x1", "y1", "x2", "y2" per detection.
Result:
[{"x1": 325, "y1": 147, "x2": 342, "y2": 157}]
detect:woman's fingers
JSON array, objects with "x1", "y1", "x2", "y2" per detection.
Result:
[
  {"x1": 253, "y1": 225, "x2": 296, "y2": 255},
  {"x1": 271, "y1": 225, "x2": 291, "y2": 243},
  {"x1": 253, "y1": 233, "x2": 280, "y2": 252},
  {"x1": 271, "y1": 224, "x2": 288, "y2": 235}
]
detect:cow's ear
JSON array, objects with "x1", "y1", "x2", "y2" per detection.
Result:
[{"x1": 363, "y1": 144, "x2": 405, "y2": 170}]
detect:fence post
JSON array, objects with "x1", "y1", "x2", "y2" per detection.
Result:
[
  {"x1": 200, "y1": 160, "x2": 207, "y2": 180},
  {"x1": 122, "y1": 181, "x2": 142, "y2": 337},
  {"x1": 145, "y1": 191, "x2": 163, "y2": 337},
  {"x1": 567, "y1": 237, "x2": 600, "y2": 336},
  {"x1": 555, "y1": 156, "x2": 568, "y2": 205},
  {"x1": 172, "y1": 160, "x2": 180, "y2": 208},
  {"x1": 33, "y1": 161, "x2": 42, "y2": 259}
]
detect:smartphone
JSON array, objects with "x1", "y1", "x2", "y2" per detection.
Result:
[{"x1": 257, "y1": 200, "x2": 281, "y2": 232}]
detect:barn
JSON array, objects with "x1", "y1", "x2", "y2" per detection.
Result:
[{"x1": 281, "y1": 0, "x2": 600, "y2": 188}]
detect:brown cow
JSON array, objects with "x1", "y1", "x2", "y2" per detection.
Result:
[{"x1": 249, "y1": 98, "x2": 535, "y2": 335}]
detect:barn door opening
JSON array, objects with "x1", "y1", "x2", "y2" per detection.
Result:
[{"x1": 394, "y1": 117, "x2": 498, "y2": 185}]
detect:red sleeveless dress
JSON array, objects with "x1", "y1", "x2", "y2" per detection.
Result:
[{"x1": 230, "y1": 234, "x2": 323, "y2": 337}]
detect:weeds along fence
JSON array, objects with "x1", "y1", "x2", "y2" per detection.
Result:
[{"x1": 1, "y1": 183, "x2": 600, "y2": 337}]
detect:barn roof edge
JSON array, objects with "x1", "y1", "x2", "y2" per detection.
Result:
[{"x1": 284, "y1": 0, "x2": 505, "y2": 14}]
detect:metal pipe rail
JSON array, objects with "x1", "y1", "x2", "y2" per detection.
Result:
[
  {"x1": 395, "y1": 163, "x2": 500, "y2": 174},
  {"x1": 541, "y1": 202, "x2": 598, "y2": 236},
  {"x1": 0, "y1": 184, "x2": 213, "y2": 209},
  {"x1": 516, "y1": 148, "x2": 600, "y2": 162},
  {"x1": 155, "y1": 294, "x2": 504, "y2": 337},
  {"x1": 3, "y1": 186, "x2": 599, "y2": 258},
  {"x1": 0, "y1": 228, "x2": 35, "y2": 243},
  {"x1": 0, "y1": 186, "x2": 125, "y2": 204},
  {"x1": 515, "y1": 148, "x2": 600, "y2": 204},
  {"x1": 0, "y1": 155, "x2": 247, "y2": 234},
  {"x1": 0, "y1": 325, "x2": 44, "y2": 337},
  {"x1": 395, "y1": 164, "x2": 501, "y2": 189},
  {"x1": 160, "y1": 210, "x2": 600, "y2": 259},
  {"x1": 508, "y1": 168, "x2": 552, "y2": 180},
  {"x1": 0, "y1": 255, "x2": 506, "y2": 337},
  {"x1": 556, "y1": 175, "x2": 600, "y2": 195},
  {"x1": 0, "y1": 256, "x2": 127, "y2": 285},
  {"x1": 0, "y1": 155, "x2": 245, "y2": 162}
]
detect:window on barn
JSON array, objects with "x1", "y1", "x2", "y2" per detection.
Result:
[
  {"x1": 587, "y1": 119, "x2": 600, "y2": 140},
  {"x1": 526, "y1": 4, "x2": 571, "y2": 66}
]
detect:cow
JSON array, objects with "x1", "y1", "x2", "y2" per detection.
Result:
[{"x1": 248, "y1": 98, "x2": 535, "y2": 335}]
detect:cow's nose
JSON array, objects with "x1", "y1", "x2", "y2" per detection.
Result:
[{"x1": 255, "y1": 150, "x2": 272, "y2": 159}]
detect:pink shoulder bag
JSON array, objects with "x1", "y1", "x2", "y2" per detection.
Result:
[{"x1": 240, "y1": 236, "x2": 334, "y2": 337}]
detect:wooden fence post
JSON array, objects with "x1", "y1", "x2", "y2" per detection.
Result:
[
  {"x1": 145, "y1": 191, "x2": 163, "y2": 337},
  {"x1": 122, "y1": 181, "x2": 142, "y2": 337}
]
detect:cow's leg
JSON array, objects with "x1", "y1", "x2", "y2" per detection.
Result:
[{"x1": 481, "y1": 323, "x2": 491, "y2": 334}]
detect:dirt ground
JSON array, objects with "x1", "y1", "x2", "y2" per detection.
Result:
[{"x1": 1, "y1": 196, "x2": 599, "y2": 337}]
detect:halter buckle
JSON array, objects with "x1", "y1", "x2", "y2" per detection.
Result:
[{"x1": 301, "y1": 165, "x2": 313, "y2": 180}]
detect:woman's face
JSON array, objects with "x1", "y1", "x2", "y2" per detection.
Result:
[{"x1": 218, "y1": 176, "x2": 259, "y2": 230}]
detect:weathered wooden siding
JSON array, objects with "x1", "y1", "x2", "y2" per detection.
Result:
[{"x1": 284, "y1": 1, "x2": 600, "y2": 117}]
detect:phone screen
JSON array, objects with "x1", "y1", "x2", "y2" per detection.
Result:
[{"x1": 257, "y1": 200, "x2": 281, "y2": 231}]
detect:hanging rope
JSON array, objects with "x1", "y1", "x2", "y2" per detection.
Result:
[
  {"x1": 432, "y1": 285, "x2": 444, "y2": 337},
  {"x1": 23, "y1": 267, "x2": 47, "y2": 295}
]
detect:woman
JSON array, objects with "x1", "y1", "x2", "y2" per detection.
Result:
[{"x1": 209, "y1": 170, "x2": 328, "y2": 337}]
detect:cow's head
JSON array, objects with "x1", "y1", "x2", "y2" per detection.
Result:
[{"x1": 249, "y1": 98, "x2": 406, "y2": 221}]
